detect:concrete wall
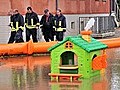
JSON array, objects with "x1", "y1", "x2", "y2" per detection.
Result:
[
  {"x1": 65, "y1": 14, "x2": 110, "y2": 35},
  {"x1": 0, "y1": 16, "x2": 11, "y2": 43}
]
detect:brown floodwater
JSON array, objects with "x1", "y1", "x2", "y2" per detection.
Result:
[{"x1": 0, "y1": 48, "x2": 120, "y2": 90}]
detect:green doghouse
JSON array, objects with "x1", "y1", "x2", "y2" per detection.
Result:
[{"x1": 48, "y1": 31, "x2": 108, "y2": 81}]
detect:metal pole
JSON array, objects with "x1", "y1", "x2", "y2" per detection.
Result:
[
  {"x1": 56, "y1": 0, "x2": 58, "y2": 11},
  {"x1": 110, "y1": 0, "x2": 112, "y2": 15},
  {"x1": 79, "y1": 17, "x2": 81, "y2": 34},
  {"x1": 96, "y1": 17, "x2": 99, "y2": 33}
]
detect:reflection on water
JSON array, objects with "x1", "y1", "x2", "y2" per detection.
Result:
[
  {"x1": 49, "y1": 75, "x2": 108, "y2": 90},
  {"x1": 0, "y1": 48, "x2": 120, "y2": 90},
  {"x1": 106, "y1": 48, "x2": 120, "y2": 90},
  {"x1": 0, "y1": 56, "x2": 51, "y2": 90}
]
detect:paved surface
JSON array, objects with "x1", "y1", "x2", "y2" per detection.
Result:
[
  {"x1": 112, "y1": 28, "x2": 120, "y2": 38},
  {"x1": 100, "y1": 28, "x2": 120, "y2": 39}
]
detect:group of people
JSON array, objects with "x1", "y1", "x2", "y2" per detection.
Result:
[{"x1": 8, "y1": 7, "x2": 66, "y2": 43}]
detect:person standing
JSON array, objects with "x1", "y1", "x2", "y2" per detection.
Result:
[
  {"x1": 54, "y1": 9, "x2": 66, "y2": 41},
  {"x1": 40, "y1": 9, "x2": 54, "y2": 42},
  {"x1": 8, "y1": 9, "x2": 14, "y2": 27},
  {"x1": 25, "y1": 7, "x2": 39, "y2": 42},
  {"x1": 8, "y1": 9, "x2": 24, "y2": 43}
]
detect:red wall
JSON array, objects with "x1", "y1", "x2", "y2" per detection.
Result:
[
  {"x1": 91, "y1": 0, "x2": 110, "y2": 14},
  {"x1": 0, "y1": 0, "x2": 11, "y2": 15},
  {"x1": 58, "y1": 0, "x2": 110, "y2": 14},
  {"x1": 0, "y1": 0, "x2": 110, "y2": 15},
  {"x1": 30, "y1": 0, "x2": 56, "y2": 15},
  {"x1": 10, "y1": 0, "x2": 26, "y2": 14}
]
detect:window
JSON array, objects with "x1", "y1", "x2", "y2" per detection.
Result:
[
  {"x1": 60, "y1": 52, "x2": 78, "y2": 66},
  {"x1": 71, "y1": 22, "x2": 75, "y2": 29},
  {"x1": 80, "y1": 21, "x2": 84, "y2": 30},
  {"x1": 65, "y1": 41, "x2": 73, "y2": 49},
  {"x1": 59, "y1": 51, "x2": 78, "y2": 74},
  {"x1": 92, "y1": 54, "x2": 97, "y2": 70}
]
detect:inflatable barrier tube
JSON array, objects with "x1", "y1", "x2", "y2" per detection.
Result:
[
  {"x1": 33, "y1": 41, "x2": 58, "y2": 53},
  {"x1": 99, "y1": 38, "x2": 120, "y2": 42},
  {"x1": 0, "y1": 44, "x2": 9, "y2": 56},
  {"x1": 27, "y1": 40, "x2": 58, "y2": 54},
  {"x1": 0, "y1": 42, "x2": 28, "y2": 55},
  {"x1": 0, "y1": 37, "x2": 120, "y2": 56},
  {"x1": 99, "y1": 38, "x2": 120, "y2": 48},
  {"x1": 0, "y1": 40, "x2": 58, "y2": 56}
]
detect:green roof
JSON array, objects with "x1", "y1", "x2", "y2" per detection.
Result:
[{"x1": 48, "y1": 35, "x2": 108, "y2": 52}]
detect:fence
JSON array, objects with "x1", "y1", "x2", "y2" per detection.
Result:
[{"x1": 79, "y1": 16, "x2": 115, "y2": 37}]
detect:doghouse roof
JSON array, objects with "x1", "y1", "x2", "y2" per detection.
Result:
[{"x1": 48, "y1": 35, "x2": 107, "y2": 52}]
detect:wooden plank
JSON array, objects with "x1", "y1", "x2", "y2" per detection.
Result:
[
  {"x1": 49, "y1": 81, "x2": 82, "y2": 85},
  {"x1": 49, "y1": 73, "x2": 82, "y2": 77},
  {"x1": 58, "y1": 66, "x2": 78, "y2": 69},
  {"x1": 49, "y1": 73, "x2": 82, "y2": 82}
]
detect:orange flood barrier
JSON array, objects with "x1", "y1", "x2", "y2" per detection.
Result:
[
  {"x1": 0, "y1": 42, "x2": 28, "y2": 56},
  {"x1": 0, "y1": 40, "x2": 58, "y2": 56},
  {"x1": 33, "y1": 41, "x2": 58, "y2": 53},
  {"x1": 99, "y1": 38, "x2": 120, "y2": 48},
  {"x1": 0, "y1": 37, "x2": 120, "y2": 56}
]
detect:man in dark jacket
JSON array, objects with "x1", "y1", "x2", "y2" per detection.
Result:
[
  {"x1": 54, "y1": 9, "x2": 66, "y2": 41},
  {"x1": 8, "y1": 9, "x2": 24, "y2": 43},
  {"x1": 25, "y1": 7, "x2": 39, "y2": 42},
  {"x1": 40, "y1": 9, "x2": 54, "y2": 42}
]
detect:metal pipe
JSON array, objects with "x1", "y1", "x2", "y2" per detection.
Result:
[
  {"x1": 110, "y1": 0, "x2": 112, "y2": 15},
  {"x1": 56, "y1": 0, "x2": 58, "y2": 11}
]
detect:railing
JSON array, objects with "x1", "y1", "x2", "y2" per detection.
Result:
[
  {"x1": 79, "y1": 16, "x2": 115, "y2": 34},
  {"x1": 111, "y1": 0, "x2": 120, "y2": 22}
]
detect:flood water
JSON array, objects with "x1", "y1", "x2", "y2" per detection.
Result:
[{"x1": 0, "y1": 48, "x2": 120, "y2": 90}]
